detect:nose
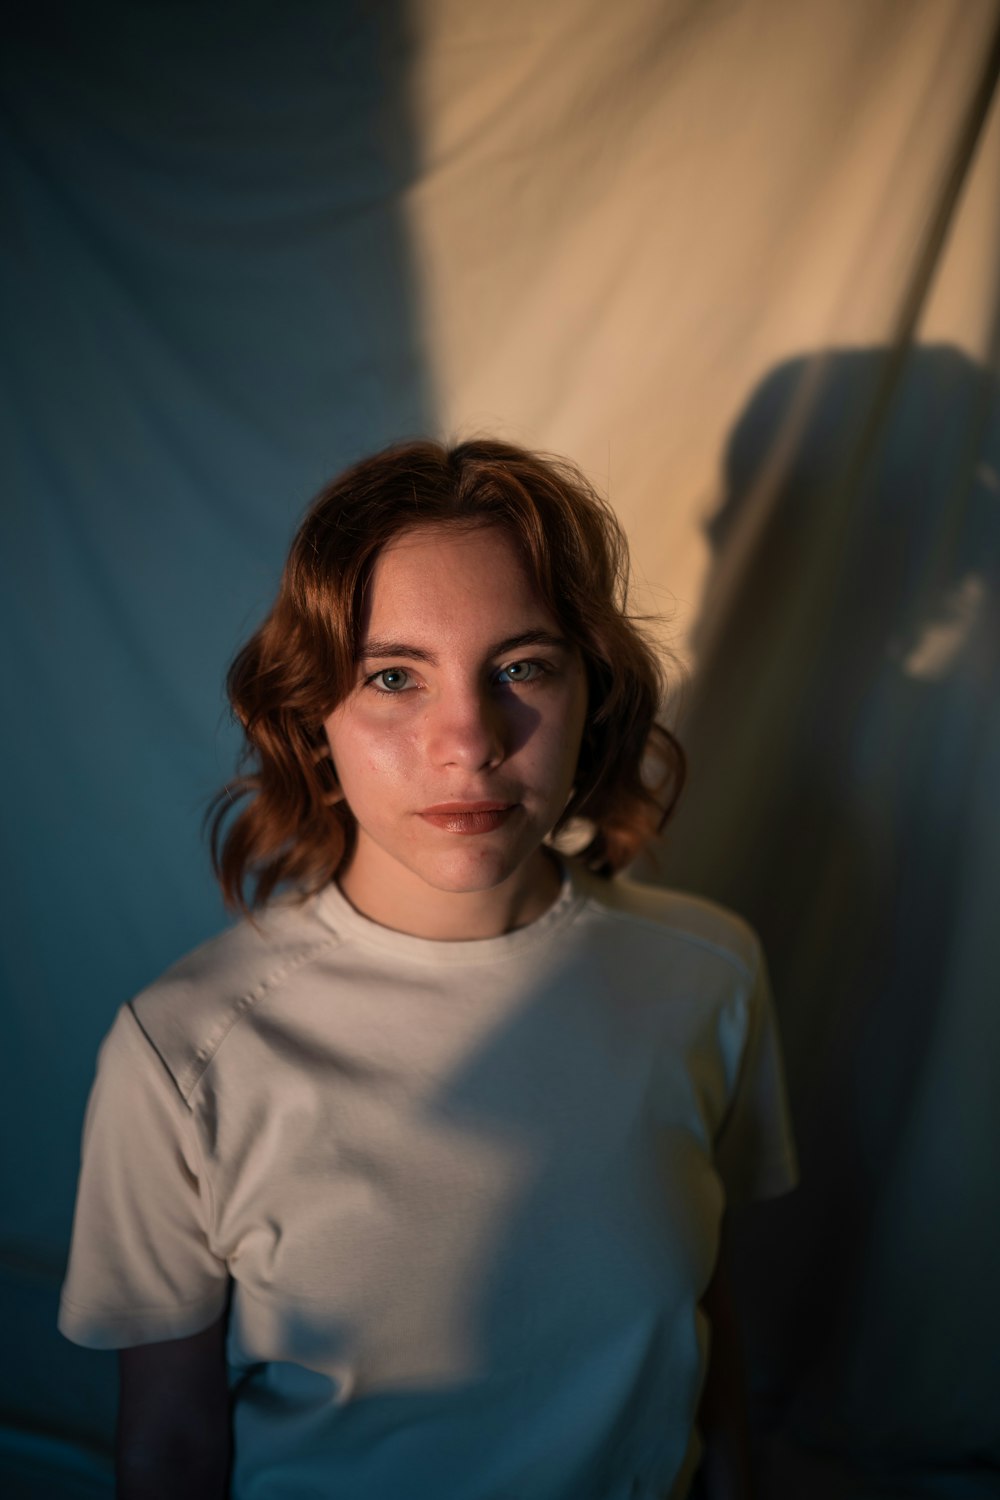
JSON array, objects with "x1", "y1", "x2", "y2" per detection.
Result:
[{"x1": 425, "y1": 684, "x2": 507, "y2": 771}]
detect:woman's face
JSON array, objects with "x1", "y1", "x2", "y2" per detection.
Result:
[{"x1": 323, "y1": 523, "x2": 588, "y2": 927}]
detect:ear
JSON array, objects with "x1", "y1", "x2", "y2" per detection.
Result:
[{"x1": 312, "y1": 740, "x2": 346, "y2": 806}]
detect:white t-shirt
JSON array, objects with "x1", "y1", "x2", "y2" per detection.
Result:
[{"x1": 59, "y1": 860, "x2": 797, "y2": 1500}]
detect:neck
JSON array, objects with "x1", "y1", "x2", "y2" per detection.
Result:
[{"x1": 336, "y1": 847, "x2": 563, "y2": 940}]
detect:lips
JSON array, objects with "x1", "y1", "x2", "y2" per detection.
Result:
[{"x1": 418, "y1": 802, "x2": 518, "y2": 835}]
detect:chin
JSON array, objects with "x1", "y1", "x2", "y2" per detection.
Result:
[{"x1": 409, "y1": 843, "x2": 533, "y2": 896}]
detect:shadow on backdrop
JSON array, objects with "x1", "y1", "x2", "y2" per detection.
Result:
[
  {"x1": 651, "y1": 343, "x2": 1000, "y2": 1498},
  {"x1": 0, "y1": 3, "x2": 434, "y2": 1494}
]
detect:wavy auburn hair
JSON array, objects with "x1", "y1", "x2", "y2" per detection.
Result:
[{"x1": 209, "y1": 438, "x2": 685, "y2": 910}]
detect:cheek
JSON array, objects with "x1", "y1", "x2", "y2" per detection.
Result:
[
  {"x1": 325, "y1": 711, "x2": 416, "y2": 789},
  {"x1": 528, "y1": 696, "x2": 587, "y2": 787},
  {"x1": 554, "y1": 682, "x2": 588, "y2": 764}
]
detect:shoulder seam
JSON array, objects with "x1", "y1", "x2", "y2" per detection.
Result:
[
  {"x1": 133, "y1": 934, "x2": 342, "y2": 1102},
  {"x1": 584, "y1": 896, "x2": 757, "y2": 985}
]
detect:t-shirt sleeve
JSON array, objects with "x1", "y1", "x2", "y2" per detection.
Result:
[
  {"x1": 58, "y1": 1003, "x2": 230, "y2": 1349},
  {"x1": 713, "y1": 942, "x2": 799, "y2": 1204}
]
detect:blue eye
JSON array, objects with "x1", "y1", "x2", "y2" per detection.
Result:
[
  {"x1": 369, "y1": 668, "x2": 412, "y2": 693},
  {"x1": 496, "y1": 660, "x2": 542, "y2": 685}
]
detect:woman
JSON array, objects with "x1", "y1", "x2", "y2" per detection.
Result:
[{"x1": 59, "y1": 439, "x2": 797, "y2": 1499}]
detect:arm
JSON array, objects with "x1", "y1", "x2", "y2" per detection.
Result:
[
  {"x1": 697, "y1": 1242, "x2": 754, "y2": 1500},
  {"x1": 116, "y1": 1313, "x2": 231, "y2": 1500}
]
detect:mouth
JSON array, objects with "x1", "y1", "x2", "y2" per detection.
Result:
[{"x1": 418, "y1": 802, "x2": 519, "y2": 835}]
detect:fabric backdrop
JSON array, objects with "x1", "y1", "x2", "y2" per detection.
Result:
[{"x1": 2, "y1": 2, "x2": 999, "y2": 1495}]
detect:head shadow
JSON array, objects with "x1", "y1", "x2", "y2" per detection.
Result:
[{"x1": 655, "y1": 341, "x2": 1000, "y2": 1449}]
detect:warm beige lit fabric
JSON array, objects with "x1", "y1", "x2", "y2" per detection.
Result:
[
  {"x1": 60, "y1": 861, "x2": 795, "y2": 1500},
  {"x1": 406, "y1": 0, "x2": 1000, "y2": 638}
]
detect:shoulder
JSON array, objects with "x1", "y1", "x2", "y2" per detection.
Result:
[
  {"x1": 571, "y1": 865, "x2": 761, "y2": 984},
  {"x1": 129, "y1": 894, "x2": 342, "y2": 1101}
]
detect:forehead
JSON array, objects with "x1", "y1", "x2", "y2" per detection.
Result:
[{"x1": 363, "y1": 524, "x2": 554, "y2": 628}]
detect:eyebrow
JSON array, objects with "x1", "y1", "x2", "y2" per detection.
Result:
[{"x1": 357, "y1": 630, "x2": 572, "y2": 665}]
